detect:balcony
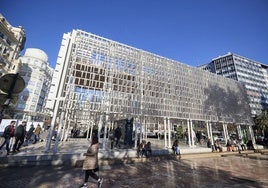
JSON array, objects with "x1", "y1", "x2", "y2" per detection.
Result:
[{"x1": 0, "y1": 56, "x2": 7, "y2": 68}]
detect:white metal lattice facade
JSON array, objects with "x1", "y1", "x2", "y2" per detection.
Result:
[{"x1": 47, "y1": 29, "x2": 253, "y2": 130}]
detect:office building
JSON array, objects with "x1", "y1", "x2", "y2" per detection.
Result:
[{"x1": 199, "y1": 52, "x2": 268, "y2": 117}]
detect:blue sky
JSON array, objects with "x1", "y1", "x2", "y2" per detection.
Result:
[{"x1": 1, "y1": 0, "x2": 268, "y2": 68}]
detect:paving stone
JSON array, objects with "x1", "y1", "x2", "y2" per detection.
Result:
[{"x1": 0, "y1": 155, "x2": 268, "y2": 188}]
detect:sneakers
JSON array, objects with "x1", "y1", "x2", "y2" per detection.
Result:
[
  {"x1": 80, "y1": 178, "x2": 103, "y2": 188},
  {"x1": 98, "y1": 178, "x2": 103, "y2": 188},
  {"x1": 79, "y1": 183, "x2": 87, "y2": 188}
]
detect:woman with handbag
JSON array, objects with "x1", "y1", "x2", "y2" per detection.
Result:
[{"x1": 80, "y1": 136, "x2": 103, "y2": 188}]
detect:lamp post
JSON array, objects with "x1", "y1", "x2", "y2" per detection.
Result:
[{"x1": 44, "y1": 97, "x2": 66, "y2": 152}]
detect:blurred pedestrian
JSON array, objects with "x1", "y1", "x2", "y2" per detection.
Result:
[
  {"x1": 33, "y1": 124, "x2": 42, "y2": 144},
  {"x1": 214, "y1": 140, "x2": 223, "y2": 152},
  {"x1": 226, "y1": 139, "x2": 232, "y2": 152},
  {"x1": 114, "y1": 126, "x2": 122, "y2": 148},
  {"x1": 0, "y1": 120, "x2": 16, "y2": 155},
  {"x1": 207, "y1": 138, "x2": 212, "y2": 148},
  {"x1": 109, "y1": 128, "x2": 115, "y2": 149},
  {"x1": 25, "y1": 124, "x2": 35, "y2": 145},
  {"x1": 145, "y1": 141, "x2": 152, "y2": 157},
  {"x1": 240, "y1": 139, "x2": 246, "y2": 151},
  {"x1": 172, "y1": 139, "x2": 181, "y2": 159},
  {"x1": 137, "y1": 140, "x2": 146, "y2": 158},
  {"x1": 80, "y1": 136, "x2": 103, "y2": 188},
  {"x1": 12, "y1": 121, "x2": 27, "y2": 152}
]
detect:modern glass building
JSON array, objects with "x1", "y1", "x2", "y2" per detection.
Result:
[
  {"x1": 46, "y1": 30, "x2": 254, "y2": 150},
  {"x1": 199, "y1": 52, "x2": 268, "y2": 117}
]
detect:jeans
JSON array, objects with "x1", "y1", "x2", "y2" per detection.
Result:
[
  {"x1": 34, "y1": 134, "x2": 40, "y2": 143},
  {"x1": 0, "y1": 137, "x2": 11, "y2": 153},
  {"x1": 172, "y1": 146, "x2": 180, "y2": 155}
]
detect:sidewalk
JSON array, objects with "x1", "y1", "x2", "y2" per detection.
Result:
[
  {"x1": 0, "y1": 138, "x2": 267, "y2": 167},
  {"x1": 1, "y1": 154, "x2": 268, "y2": 188}
]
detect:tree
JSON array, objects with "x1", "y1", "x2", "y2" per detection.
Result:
[{"x1": 254, "y1": 110, "x2": 268, "y2": 137}]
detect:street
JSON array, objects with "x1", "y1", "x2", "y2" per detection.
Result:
[{"x1": 0, "y1": 154, "x2": 268, "y2": 188}]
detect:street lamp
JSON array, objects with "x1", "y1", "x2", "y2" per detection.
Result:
[{"x1": 44, "y1": 97, "x2": 66, "y2": 153}]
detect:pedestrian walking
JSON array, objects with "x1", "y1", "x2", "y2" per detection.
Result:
[
  {"x1": 12, "y1": 121, "x2": 27, "y2": 152},
  {"x1": 109, "y1": 128, "x2": 115, "y2": 149},
  {"x1": 0, "y1": 120, "x2": 16, "y2": 155},
  {"x1": 114, "y1": 126, "x2": 121, "y2": 148},
  {"x1": 80, "y1": 136, "x2": 103, "y2": 188},
  {"x1": 25, "y1": 124, "x2": 35, "y2": 145},
  {"x1": 33, "y1": 124, "x2": 42, "y2": 144}
]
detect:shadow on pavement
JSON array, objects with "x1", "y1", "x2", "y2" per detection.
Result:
[{"x1": 0, "y1": 155, "x2": 267, "y2": 188}]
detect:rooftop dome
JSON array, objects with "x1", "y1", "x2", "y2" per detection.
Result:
[{"x1": 24, "y1": 48, "x2": 48, "y2": 62}]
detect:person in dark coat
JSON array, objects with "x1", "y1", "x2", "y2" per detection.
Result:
[
  {"x1": 80, "y1": 136, "x2": 103, "y2": 188},
  {"x1": 12, "y1": 121, "x2": 27, "y2": 152},
  {"x1": 114, "y1": 126, "x2": 122, "y2": 148},
  {"x1": 109, "y1": 128, "x2": 115, "y2": 149},
  {"x1": 25, "y1": 124, "x2": 35, "y2": 145},
  {"x1": 145, "y1": 141, "x2": 152, "y2": 157},
  {"x1": 0, "y1": 120, "x2": 16, "y2": 155}
]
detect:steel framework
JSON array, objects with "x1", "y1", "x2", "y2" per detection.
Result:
[{"x1": 46, "y1": 30, "x2": 254, "y2": 151}]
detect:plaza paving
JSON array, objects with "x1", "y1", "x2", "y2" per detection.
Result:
[
  {"x1": 0, "y1": 153, "x2": 268, "y2": 188},
  {"x1": 0, "y1": 137, "x2": 268, "y2": 187},
  {"x1": 0, "y1": 137, "x2": 213, "y2": 166}
]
